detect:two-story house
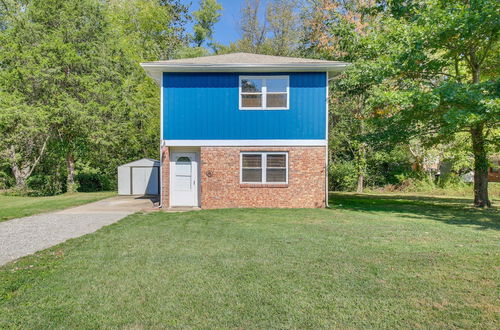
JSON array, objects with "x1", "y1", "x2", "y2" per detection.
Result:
[{"x1": 141, "y1": 53, "x2": 348, "y2": 209}]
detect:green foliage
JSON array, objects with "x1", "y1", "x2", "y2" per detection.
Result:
[
  {"x1": 1, "y1": 0, "x2": 496, "y2": 201},
  {"x1": 76, "y1": 168, "x2": 112, "y2": 192},
  {"x1": 26, "y1": 174, "x2": 64, "y2": 197},
  {"x1": 192, "y1": 0, "x2": 222, "y2": 48},
  {"x1": 367, "y1": 148, "x2": 413, "y2": 186},
  {"x1": 329, "y1": 161, "x2": 358, "y2": 191},
  {"x1": 367, "y1": 0, "x2": 499, "y2": 206},
  {"x1": 308, "y1": 0, "x2": 498, "y2": 205},
  {"x1": 437, "y1": 173, "x2": 468, "y2": 190},
  {"x1": 174, "y1": 46, "x2": 210, "y2": 59},
  {"x1": 0, "y1": 171, "x2": 12, "y2": 190},
  {"x1": 0, "y1": 0, "x2": 188, "y2": 196}
]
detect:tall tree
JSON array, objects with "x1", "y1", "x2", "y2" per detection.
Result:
[
  {"x1": 0, "y1": 95, "x2": 49, "y2": 189},
  {"x1": 20, "y1": 0, "x2": 113, "y2": 192},
  {"x1": 192, "y1": 0, "x2": 222, "y2": 49},
  {"x1": 227, "y1": 0, "x2": 301, "y2": 56},
  {"x1": 238, "y1": 0, "x2": 268, "y2": 52},
  {"x1": 265, "y1": 0, "x2": 301, "y2": 56},
  {"x1": 369, "y1": 0, "x2": 499, "y2": 207},
  {"x1": 0, "y1": 0, "x2": 189, "y2": 193},
  {"x1": 108, "y1": 0, "x2": 189, "y2": 61},
  {"x1": 303, "y1": 0, "x2": 380, "y2": 192}
]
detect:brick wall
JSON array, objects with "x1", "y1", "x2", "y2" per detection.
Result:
[
  {"x1": 199, "y1": 146, "x2": 326, "y2": 209},
  {"x1": 161, "y1": 146, "x2": 170, "y2": 208}
]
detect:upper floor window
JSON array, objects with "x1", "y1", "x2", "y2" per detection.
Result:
[{"x1": 239, "y1": 76, "x2": 289, "y2": 110}]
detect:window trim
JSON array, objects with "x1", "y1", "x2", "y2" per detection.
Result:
[
  {"x1": 239, "y1": 75, "x2": 290, "y2": 110},
  {"x1": 240, "y1": 152, "x2": 288, "y2": 184}
]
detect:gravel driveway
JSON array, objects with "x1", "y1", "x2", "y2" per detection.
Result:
[{"x1": 0, "y1": 196, "x2": 157, "y2": 266}]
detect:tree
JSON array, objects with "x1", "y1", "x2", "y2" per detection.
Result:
[
  {"x1": 0, "y1": 0, "x2": 189, "y2": 194},
  {"x1": 224, "y1": 0, "x2": 301, "y2": 56},
  {"x1": 368, "y1": 0, "x2": 499, "y2": 207},
  {"x1": 303, "y1": 0, "x2": 381, "y2": 192},
  {"x1": 302, "y1": 0, "x2": 375, "y2": 60},
  {"x1": 103, "y1": 0, "x2": 189, "y2": 180},
  {"x1": 108, "y1": 0, "x2": 189, "y2": 61},
  {"x1": 192, "y1": 0, "x2": 222, "y2": 49},
  {"x1": 265, "y1": 0, "x2": 301, "y2": 56},
  {"x1": 238, "y1": 0, "x2": 268, "y2": 53},
  {"x1": 0, "y1": 95, "x2": 49, "y2": 190}
]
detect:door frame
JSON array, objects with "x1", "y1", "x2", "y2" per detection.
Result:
[{"x1": 169, "y1": 151, "x2": 200, "y2": 207}]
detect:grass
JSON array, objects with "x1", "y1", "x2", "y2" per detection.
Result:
[
  {"x1": 0, "y1": 191, "x2": 116, "y2": 222},
  {"x1": 366, "y1": 182, "x2": 500, "y2": 198},
  {"x1": 0, "y1": 193, "x2": 498, "y2": 328}
]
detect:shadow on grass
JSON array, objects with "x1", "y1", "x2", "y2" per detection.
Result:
[{"x1": 329, "y1": 192, "x2": 500, "y2": 231}]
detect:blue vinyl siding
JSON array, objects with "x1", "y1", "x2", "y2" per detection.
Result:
[{"x1": 162, "y1": 72, "x2": 326, "y2": 140}]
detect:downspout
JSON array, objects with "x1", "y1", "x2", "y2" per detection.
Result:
[
  {"x1": 325, "y1": 72, "x2": 342, "y2": 207},
  {"x1": 158, "y1": 73, "x2": 164, "y2": 208},
  {"x1": 325, "y1": 73, "x2": 330, "y2": 208},
  {"x1": 325, "y1": 75, "x2": 338, "y2": 208}
]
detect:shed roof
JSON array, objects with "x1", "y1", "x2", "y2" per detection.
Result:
[
  {"x1": 119, "y1": 158, "x2": 160, "y2": 167},
  {"x1": 141, "y1": 52, "x2": 349, "y2": 84}
]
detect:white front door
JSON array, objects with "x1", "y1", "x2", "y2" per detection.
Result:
[{"x1": 170, "y1": 152, "x2": 199, "y2": 206}]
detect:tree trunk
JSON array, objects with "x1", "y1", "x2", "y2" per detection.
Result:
[
  {"x1": 11, "y1": 162, "x2": 27, "y2": 190},
  {"x1": 7, "y1": 137, "x2": 48, "y2": 191},
  {"x1": 470, "y1": 123, "x2": 491, "y2": 207},
  {"x1": 8, "y1": 146, "x2": 29, "y2": 190},
  {"x1": 66, "y1": 153, "x2": 77, "y2": 193},
  {"x1": 356, "y1": 142, "x2": 366, "y2": 193},
  {"x1": 356, "y1": 115, "x2": 367, "y2": 193},
  {"x1": 357, "y1": 173, "x2": 364, "y2": 193}
]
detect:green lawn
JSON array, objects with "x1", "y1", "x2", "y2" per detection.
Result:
[
  {"x1": 366, "y1": 182, "x2": 500, "y2": 198},
  {"x1": 0, "y1": 191, "x2": 116, "y2": 222},
  {"x1": 0, "y1": 193, "x2": 498, "y2": 328}
]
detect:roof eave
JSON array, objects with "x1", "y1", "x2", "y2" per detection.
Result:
[{"x1": 140, "y1": 63, "x2": 350, "y2": 85}]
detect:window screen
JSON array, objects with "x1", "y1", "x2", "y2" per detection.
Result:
[{"x1": 241, "y1": 152, "x2": 288, "y2": 183}]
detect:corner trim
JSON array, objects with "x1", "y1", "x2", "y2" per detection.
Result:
[{"x1": 159, "y1": 74, "x2": 164, "y2": 208}]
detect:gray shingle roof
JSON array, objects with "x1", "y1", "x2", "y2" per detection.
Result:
[
  {"x1": 142, "y1": 52, "x2": 344, "y2": 65},
  {"x1": 140, "y1": 52, "x2": 350, "y2": 84}
]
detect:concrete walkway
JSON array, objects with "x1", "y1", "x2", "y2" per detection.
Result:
[{"x1": 0, "y1": 196, "x2": 157, "y2": 266}]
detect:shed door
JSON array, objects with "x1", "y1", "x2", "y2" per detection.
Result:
[
  {"x1": 170, "y1": 153, "x2": 198, "y2": 206},
  {"x1": 132, "y1": 167, "x2": 158, "y2": 195}
]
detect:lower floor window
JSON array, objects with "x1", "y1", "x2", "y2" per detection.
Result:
[{"x1": 241, "y1": 152, "x2": 288, "y2": 184}]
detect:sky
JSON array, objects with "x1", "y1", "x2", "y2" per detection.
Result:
[{"x1": 179, "y1": 0, "x2": 270, "y2": 46}]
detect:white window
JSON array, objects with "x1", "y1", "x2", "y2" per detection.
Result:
[
  {"x1": 239, "y1": 76, "x2": 289, "y2": 110},
  {"x1": 240, "y1": 152, "x2": 288, "y2": 184}
]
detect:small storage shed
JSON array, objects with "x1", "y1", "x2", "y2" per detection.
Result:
[{"x1": 118, "y1": 158, "x2": 160, "y2": 195}]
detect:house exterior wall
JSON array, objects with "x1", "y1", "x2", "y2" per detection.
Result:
[
  {"x1": 488, "y1": 166, "x2": 500, "y2": 182},
  {"x1": 198, "y1": 146, "x2": 326, "y2": 209},
  {"x1": 162, "y1": 72, "x2": 327, "y2": 141}
]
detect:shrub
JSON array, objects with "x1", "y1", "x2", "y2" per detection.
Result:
[
  {"x1": 329, "y1": 161, "x2": 358, "y2": 191},
  {"x1": 76, "y1": 167, "x2": 112, "y2": 192},
  {"x1": 26, "y1": 174, "x2": 64, "y2": 196},
  {"x1": 0, "y1": 171, "x2": 13, "y2": 190},
  {"x1": 437, "y1": 172, "x2": 468, "y2": 189}
]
